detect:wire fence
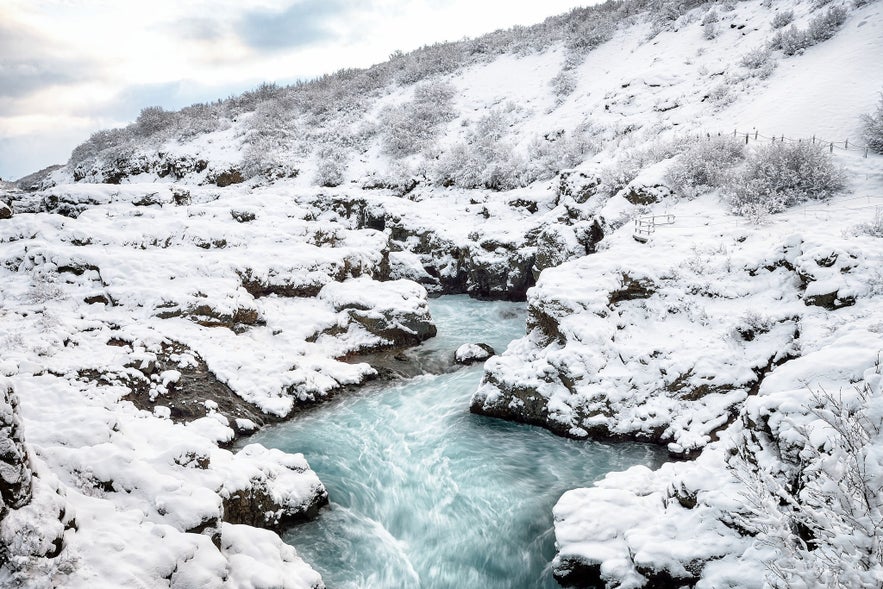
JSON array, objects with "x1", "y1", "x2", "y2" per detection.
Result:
[{"x1": 697, "y1": 128, "x2": 877, "y2": 158}]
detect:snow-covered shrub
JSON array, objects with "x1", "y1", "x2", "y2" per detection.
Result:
[
  {"x1": 564, "y1": 8, "x2": 616, "y2": 53},
  {"x1": 598, "y1": 138, "x2": 685, "y2": 198},
  {"x1": 524, "y1": 126, "x2": 597, "y2": 183},
  {"x1": 770, "y1": 6, "x2": 848, "y2": 56},
  {"x1": 314, "y1": 146, "x2": 348, "y2": 187},
  {"x1": 666, "y1": 136, "x2": 745, "y2": 198},
  {"x1": 855, "y1": 209, "x2": 883, "y2": 238},
  {"x1": 380, "y1": 81, "x2": 456, "y2": 158},
  {"x1": 134, "y1": 106, "x2": 177, "y2": 138},
  {"x1": 433, "y1": 109, "x2": 527, "y2": 191},
  {"x1": 173, "y1": 102, "x2": 230, "y2": 140},
  {"x1": 68, "y1": 128, "x2": 133, "y2": 168},
  {"x1": 770, "y1": 9, "x2": 794, "y2": 29},
  {"x1": 727, "y1": 142, "x2": 845, "y2": 217},
  {"x1": 549, "y1": 70, "x2": 577, "y2": 100},
  {"x1": 861, "y1": 92, "x2": 883, "y2": 154},
  {"x1": 729, "y1": 369, "x2": 883, "y2": 588},
  {"x1": 770, "y1": 25, "x2": 810, "y2": 55},
  {"x1": 740, "y1": 46, "x2": 776, "y2": 78},
  {"x1": 702, "y1": 10, "x2": 719, "y2": 40},
  {"x1": 807, "y1": 6, "x2": 848, "y2": 43}
]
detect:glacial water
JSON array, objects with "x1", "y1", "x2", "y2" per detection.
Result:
[{"x1": 249, "y1": 296, "x2": 666, "y2": 589}]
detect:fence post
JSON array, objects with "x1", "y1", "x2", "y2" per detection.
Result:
[
  {"x1": 812, "y1": 135, "x2": 815, "y2": 145},
  {"x1": 845, "y1": 138, "x2": 849, "y2": 149},
  {"x1": 745, "y1": 133, "x2": 749, "y2": 144},
  {"x1": 733, "y1": 129, "x2": 737, "y2": 137},
  {"x1": 754, "y1": 130, "x2": 758, "y2": 140},
  {"x1": 830, "y1": 142, "x2": 834, "y2": 153},
  {"x1": 781, "y1": 135, "x2": 784, "y2": 142}
]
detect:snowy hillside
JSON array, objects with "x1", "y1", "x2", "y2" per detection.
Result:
[{"x1": 1, "y1": 0, "x2": 883, "y2": 587}]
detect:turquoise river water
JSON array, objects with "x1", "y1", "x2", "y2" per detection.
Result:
[{"x1": 248, "y1": 296, "x2": 665, "y2": 589}]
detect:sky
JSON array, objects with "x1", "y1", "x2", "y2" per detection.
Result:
[{"x1": 0, "y1": 0, "x2": 595, "y2": 180}]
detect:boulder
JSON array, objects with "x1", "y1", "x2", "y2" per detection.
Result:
[
  {"x1": 454, "y1": 343, "x2": 495, "y2": 365},
  {"x1": 220, "y1": 445, "x2": 328, "y2": 532},
  {"x1": 317, "y1": 277, "x2": 437, "y2": 351},
  {"x1": 0, "y1": 202, "x2": 12, "y2": 220}
]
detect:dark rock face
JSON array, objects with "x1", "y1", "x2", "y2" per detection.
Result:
[
  {"x1": 221, "y1": 477, "x2": 328, "y2": 532},
  {"x1": 622, "y1": 182, "x2": 673, "y2": 205},
  {"x1": 552, "y1": 555, "x2": 606, "y2": 589},
  {"x1": 608, "y1": 274, "x2": 656, "y2": 305},
  {"x1": 213, "y1": 169, "x2": 245, "y2": 188},
  {"x1": 0, "y1": 383, "x2": 33, "y2": 516},
  {"x1": 155, "y1": 303, "x2": 263, "y2": 333},
  {"x1": 72, "y1": 154, "x2": 208, "y2": 185}
]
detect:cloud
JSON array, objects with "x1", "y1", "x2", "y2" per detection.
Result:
[
  {"x1": 237, "y1": 0, "x2": 350, "y2": 51},
  {"x1": 0, "y1": 22, "x2": 89, "y2": 101}
]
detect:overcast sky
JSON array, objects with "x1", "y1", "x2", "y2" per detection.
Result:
[{"x1": 0, "y1": 0, "x2": 594, "y2": 180}]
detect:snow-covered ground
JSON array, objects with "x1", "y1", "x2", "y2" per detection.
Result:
[{"x1": 1, "y1": 0, "x2": 882, "y2": 587}]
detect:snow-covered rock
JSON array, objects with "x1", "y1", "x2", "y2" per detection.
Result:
[
  {"x1": 454, "y1": 343, "x2": 495, "y2": 365},
  {"x1": 0, "y1": 381, "x2": 32, "y2": 514}
]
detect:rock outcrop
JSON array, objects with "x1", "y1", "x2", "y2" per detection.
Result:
[{"x1": 0, "y1": 382, "x2": 32, "y2": 516}]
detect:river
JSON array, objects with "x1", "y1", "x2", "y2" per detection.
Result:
[{"x1": 247, "y1": 295, "x2": 665, "y2": 589}]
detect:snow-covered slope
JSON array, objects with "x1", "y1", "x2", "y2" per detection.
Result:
[{"x1": 1, "y1": 0, "x2": 882, "y2": 587}]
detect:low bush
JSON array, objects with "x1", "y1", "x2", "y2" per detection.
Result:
[
  {"x1": 727, "y1": 142, "x2": 845, "y2": 218},
  {"x1": 666, "y1": 136, "x2": 745, "y2": 198}
]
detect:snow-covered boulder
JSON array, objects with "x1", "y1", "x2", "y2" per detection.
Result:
[
  {"x1": 0, "y1": 202, "x2": 12, "y2": 220},
  {"x1": 316, "y1": 277, "x2": 437, "y2": 351},
  {"x1": 220, "y1": 444, "x2": 328, "y2": 531},
  {"x1": 454, "y1": 343, "x2": 495, "y2": 365}
]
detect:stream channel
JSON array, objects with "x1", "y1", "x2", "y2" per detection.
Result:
[{"x1": 248, "y1": 295, "x2": 666, "y2": 589}]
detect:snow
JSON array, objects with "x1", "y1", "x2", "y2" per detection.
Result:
[{"x1": 2, "y1": 0, "x2": 882, "y2": 586}]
